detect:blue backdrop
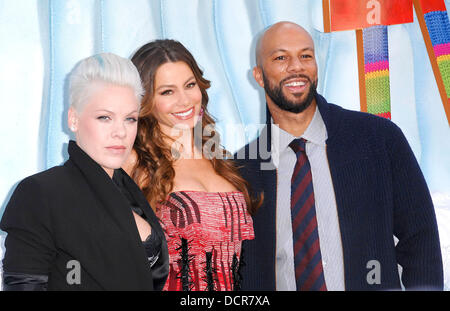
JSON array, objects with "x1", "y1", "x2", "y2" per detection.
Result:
[{"x1": 0, "y1": 0, "x2": 449, "y2": 290}]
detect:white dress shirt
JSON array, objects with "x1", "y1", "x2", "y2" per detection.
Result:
[{"x1": 271, "y1": 106, "x2": 345, "y2": 291}]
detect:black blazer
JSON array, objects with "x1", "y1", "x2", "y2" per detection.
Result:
[{"x1": 1, "y1": 141, "x2": 168, "y2": 290}]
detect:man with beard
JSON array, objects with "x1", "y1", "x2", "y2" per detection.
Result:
[{"x1": 235, "y1": 21, "x2": 443, "y2": 291}]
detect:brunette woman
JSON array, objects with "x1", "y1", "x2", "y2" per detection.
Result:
[{"x1": 125, "y1": 40, "x2": 261, "y2": 291}]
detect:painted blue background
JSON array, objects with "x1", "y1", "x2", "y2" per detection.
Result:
[{"x1": 0, "y1": 0, "x2": 449, "y2": 289}]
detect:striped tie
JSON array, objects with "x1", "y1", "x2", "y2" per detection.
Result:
[{"x1": 289, "y1": 138, "x2": 327, "y2": 291}]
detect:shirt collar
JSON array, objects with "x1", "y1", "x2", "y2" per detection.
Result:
[{"x1": 271, "y1": 105, "x2": 328, "y2": 155}]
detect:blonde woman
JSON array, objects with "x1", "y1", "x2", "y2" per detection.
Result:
[{"x1": 1, "y1": 53, "x2": 168, "y2": 290}]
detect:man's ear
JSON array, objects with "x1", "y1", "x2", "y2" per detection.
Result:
[
  {"x1": 253, "y1": 66, "x2": 264, "y2": 88},
  {"x1": 68, "y1": 107, "x2": 78, "y2": 132}
]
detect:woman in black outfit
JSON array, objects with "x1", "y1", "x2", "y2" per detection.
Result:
[{"x1": 0, "y1": 53, "x2": 168, "y2": 290}]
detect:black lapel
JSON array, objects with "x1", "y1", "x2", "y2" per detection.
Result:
[
  {"x1": 68, "y1": 141, "x2": 137, "y2": 234},
  {"x1": 116, "y1": 168, "x2": 166, "y2": 243},
  {"x1": 67, "y1": 141, "x2": 152, "y2": 289},
  {"x1": 315, "y1": 93, "x2": 343, "y2": 144},
  {"x1": 258, "y1": 110, "x2": 278, "y2": 289}
]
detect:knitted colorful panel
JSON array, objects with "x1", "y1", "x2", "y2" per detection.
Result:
[
  {"x1": 423, "y1": 5, "x2": 450, "y2": 99},
  {"x1": 363, "y1": 26, "x2": 391, "y2": 119}
]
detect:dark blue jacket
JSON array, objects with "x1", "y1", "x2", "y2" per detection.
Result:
[{"x1": 235, "y1": 94, "x2": 443, "y2": 290}]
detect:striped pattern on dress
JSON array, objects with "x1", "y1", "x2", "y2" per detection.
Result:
[{"x1": 157, "y1": 191, "x2": 254, "y2": 291}]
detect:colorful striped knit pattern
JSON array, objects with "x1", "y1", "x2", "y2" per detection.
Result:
[
  {"x1": 363, "y1": 25, "x2": 391, "y2": 119},
  {"x1": 422, "y1": 2, "x2": 450, "y2": 100}
]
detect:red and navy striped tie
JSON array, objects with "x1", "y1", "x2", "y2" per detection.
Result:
[{"x1": 289, "y1": 138, "x2": 327, "y2": 291}]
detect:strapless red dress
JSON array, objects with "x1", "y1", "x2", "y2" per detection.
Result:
[{"x1": 156, "y1": 191, "x2": 254, "y2": 291}]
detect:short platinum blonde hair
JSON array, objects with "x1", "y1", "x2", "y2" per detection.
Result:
[{"x1": 69, "y1": 53, "x2": 144, "y2": 111}]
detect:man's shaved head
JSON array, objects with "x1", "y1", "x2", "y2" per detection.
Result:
[
  {"x1": 255, "y1": 21, "x2": 314, "y2": 67},
  {"x1": 252, "y1": 21, "x2": 318, "y2": 116}
]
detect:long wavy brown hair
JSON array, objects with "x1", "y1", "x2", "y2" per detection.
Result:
[{"x1": 130, "y1": 39, "x2": 262, "y2": 215}]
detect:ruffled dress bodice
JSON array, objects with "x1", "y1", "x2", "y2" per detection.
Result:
[{"x1": 157, "y1": 191, "x2": 254, "y2": 291}]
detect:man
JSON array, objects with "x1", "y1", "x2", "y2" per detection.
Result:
[{"x1": 235, "y1": 21, "x2": 443, "y2": 290}]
